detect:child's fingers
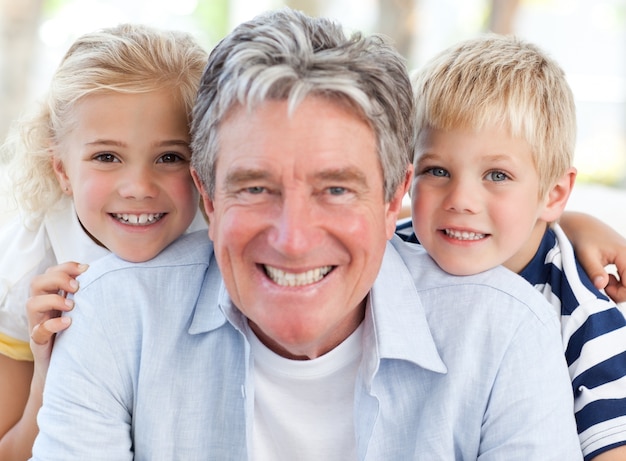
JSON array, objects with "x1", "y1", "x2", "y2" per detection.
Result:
[
  {"x1": 605, "y1": 274, "x2": 626, "y2": 304},
  {"x1": 30, "y1": 316, "x2": 71, "y2": 346},
  {"x1": 26, "y1": 293, "x2": 74, "y2": 331},
  {"x1": 30, "y1": 262, "x2": 87, "y2": 296},
  {"x1": 44, "y1": 261, "x2": 89, "y2": 278}
]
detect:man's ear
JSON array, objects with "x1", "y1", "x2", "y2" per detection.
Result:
[
  {"x1": 385, "y1": 164, "x2": 413, "y2": 239},
  {"x1": 191, "y1": 168, "x2": 215, "y2": 233},
  {"x1": 51, "y1": 155, "x2": 72, "y2": 195},
  {"x1": 540, "y1": 167, "x2": 577, "y2": 223}
]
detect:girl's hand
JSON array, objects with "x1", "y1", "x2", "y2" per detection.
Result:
[{"x1": 27, "y1": 262, "x2": 88, "y2": 379}]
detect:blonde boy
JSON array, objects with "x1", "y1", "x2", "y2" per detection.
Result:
[{"x1": 404, "y1": 35, "x2": 626, "y2": 460}]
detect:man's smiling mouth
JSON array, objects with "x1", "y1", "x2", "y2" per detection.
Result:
[
  {"x1": 264, "y1": 265, "x2": 333, "y2": 287},
  {"x1": 112, "y1": 213, "x2": 165, "y2": 226}
]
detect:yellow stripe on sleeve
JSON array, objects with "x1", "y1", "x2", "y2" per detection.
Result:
[{"x1": 0, "y1": 331, "x2": 34, "y2": 361}]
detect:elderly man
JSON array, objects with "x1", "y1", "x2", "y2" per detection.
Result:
[{"x1": 32, "y1": 8, "x2": 582, "y2": 460}]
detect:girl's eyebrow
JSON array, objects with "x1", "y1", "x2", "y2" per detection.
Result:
[
  {"x1": 85, "y1": 139, "x2": 126, "y2": 147},
  {"x1": 85, "y1": 139, "x2": 190, "y2": 148}
]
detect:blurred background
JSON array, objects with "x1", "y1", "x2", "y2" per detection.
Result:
[{"x1": 1, "y1": 0, "x2": 625, "y2": 233}]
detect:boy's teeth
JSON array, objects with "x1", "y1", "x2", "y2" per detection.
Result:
[
  {"x1": 113, "y1": 213, "x2": 164, "y2": 225},
  {"x1": 264, "y1": 265, "x2": 333, "y2": 287},
  {"x1": 444, "y1": 229, "x2": 485, "y2": 240}
]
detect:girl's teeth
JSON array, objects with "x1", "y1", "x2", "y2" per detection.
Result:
[{"x1": 113, "y1": 213, "x2": 164, "y2": 225}]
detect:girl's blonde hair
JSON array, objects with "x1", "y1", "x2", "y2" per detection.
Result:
[{"x1": 4, "y1": 23, "x2": 207, "y2": 215}]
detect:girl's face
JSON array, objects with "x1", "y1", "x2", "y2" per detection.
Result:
[{"x1": 53, "y1": 89, "x2": 199, "y2": 262}]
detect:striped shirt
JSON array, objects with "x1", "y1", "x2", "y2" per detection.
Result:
[{"x1": 396, "y1": 220, "x2": 626, "y2": 460}]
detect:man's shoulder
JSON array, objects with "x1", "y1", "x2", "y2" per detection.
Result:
[
  {"x1": 388, "y1": 236, "x2": 556, "y2": 325},
  {"x1": 79, "y1": 230, "x2": 213, "y2": 287}
]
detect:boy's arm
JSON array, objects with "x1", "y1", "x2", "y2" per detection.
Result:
[
  {"x1": 592, "y1": 446, "x2": 626, "y2": 461},
  {"x1": 560, "y1": 211, "x2": 626, "y2": 302}
]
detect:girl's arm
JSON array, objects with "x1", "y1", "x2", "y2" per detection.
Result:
[
  {"x1": 0, "y1": 355, "x2": 36, "y2": 460},
  {"x1": 0, "y1": 262, "x2": 86, "y2": 460}
]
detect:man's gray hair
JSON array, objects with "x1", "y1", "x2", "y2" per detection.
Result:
[{"x1": 191, "y1": 8, "x2": 414, "y2": 202}]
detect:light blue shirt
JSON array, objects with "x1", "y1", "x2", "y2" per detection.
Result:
[{"x1": 32, "y1": 232, "x2": 582, "y2": 460}]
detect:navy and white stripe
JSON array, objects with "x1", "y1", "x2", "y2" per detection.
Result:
[{"x1": 520, "y1": 224, "x2": 626, "y2": 460}]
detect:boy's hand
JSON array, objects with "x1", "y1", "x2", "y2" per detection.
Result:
[
  {"x1": 27, "y1": 262, "x2": 88, "y2": 378},
  {"x1": 561, "y1": 211, "x2": 626, "y2": 303}
]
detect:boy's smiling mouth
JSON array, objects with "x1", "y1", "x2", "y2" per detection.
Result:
[{"x1": 443, "y1": 228, "x2": 487, "y2": 241}]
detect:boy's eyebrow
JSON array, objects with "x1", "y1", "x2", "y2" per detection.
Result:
[{"x1": 415, "y1": 152, "x2": 438, "y2": 165}]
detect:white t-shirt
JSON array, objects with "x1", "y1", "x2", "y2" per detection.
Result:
[{"x1": 249, "y1": 322, "x2": 363, "y2": 461}]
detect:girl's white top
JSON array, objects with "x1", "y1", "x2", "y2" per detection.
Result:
[{"x1": 0, "y1": 197, "x2": 207, "y2": 358}]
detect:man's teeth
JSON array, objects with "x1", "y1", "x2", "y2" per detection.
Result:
[
  {"x1": 265, "y1": 265, "x2": 333, "y2": 287},
  {"x1": 113, "y1": 213, "x2": 164, "y2": 225},
  {"x1": 444, "y1": 229, "x2": 486, "y2": 240}
]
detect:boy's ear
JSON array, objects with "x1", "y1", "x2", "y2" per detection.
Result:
[
  {"x1": 51, "y1": 155, "x2": 72, "y2": 195},
  {"x1": 540, "y1": 167, "x2": 577, "y2": 223}
]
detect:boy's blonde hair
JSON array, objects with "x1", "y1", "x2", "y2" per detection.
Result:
[
  {"x1": 4, "y1": 23, "x2": 207, "y2": 215},
  {"x1": 412, "y1": 34, "x2": 576, "y2": 197}
]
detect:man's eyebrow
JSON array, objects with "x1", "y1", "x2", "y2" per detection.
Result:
[
  {"x1": 314, "y1": 167, "x2": 369, "y2": 186},
  {"x1": 224, "y1": 168, "x2": 272, "y2": 186}
]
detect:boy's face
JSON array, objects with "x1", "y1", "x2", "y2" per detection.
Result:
[
  {"x1": 53, "y1": 89, "x2": 199, "y2": 262},
  {"x1": 411, "y1": 125, "x2": 551, "y2": 275}
]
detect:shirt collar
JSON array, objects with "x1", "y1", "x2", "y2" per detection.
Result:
[
  {"x1": 188, "y1": 251, "x2": 229, "y2": 334},
  {"x1": 188, "y1": 237, "x2": 447, "y2": 377},
  {"x1": 362, "y1": 238, "x2": 447, "y2": 377}
]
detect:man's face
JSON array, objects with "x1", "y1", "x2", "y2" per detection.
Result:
[{"x1": 198, "y1": 97, "x2": 405, "y2": 359}]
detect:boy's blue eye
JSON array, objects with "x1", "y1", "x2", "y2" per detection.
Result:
[
  {"x1": 426, "y1": 167, "x2": 448, "y2": 177},
  {"x1": 486, "y1": 171, "x2": 509, "y2": 182}
]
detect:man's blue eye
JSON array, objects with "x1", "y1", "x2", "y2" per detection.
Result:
[
  {"x1": 328, "y1": 187, "x2": 346, "y2": 195},
  {"x1": 246, "y1": 186, "x2": 265, "y2": 194}
]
